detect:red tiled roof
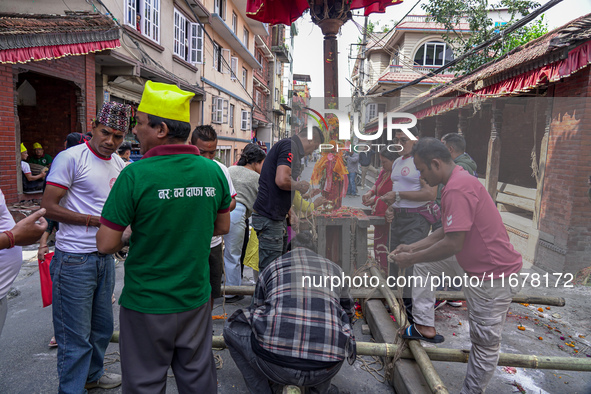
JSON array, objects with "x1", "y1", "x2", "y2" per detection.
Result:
[
  {"x1": 396, "y1": 20, "x2": 470, "y2": 31},
  {"x1": 0, "y1": 12, "x2": 120, "y2": 64},
  {"x1": 379, "y1": 71, "x2": 455, "y2": 84}
]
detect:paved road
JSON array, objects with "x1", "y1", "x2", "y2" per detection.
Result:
[{"x1": 0, "y1": 249, "x2": 394, "y2": 393}]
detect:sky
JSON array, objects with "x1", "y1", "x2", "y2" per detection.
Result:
[{"x1": 291, "y1": 0, "x2": 591, "y2": 98}]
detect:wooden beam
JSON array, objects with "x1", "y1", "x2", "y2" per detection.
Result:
[
  {"x1": 533, "y1": 97, "x2": 553, "y2": 229},
  {"x1": 369, "y1": 267, "x2": 449, "y2": 394},
  {"x1": 485, "y1": 102, "x2": 504, "y2": 201},
  {"x1": 485, "y1": 101, "x2": 503, "y2": 202},
  {"x1": 364, "y1": 300, "x2": 431, "y2": 394},
  {"x1": 221, "y1": 287, "x2": 566, "y2": 306},
  {"x1": 496, "y1": 193, "x2": 535, "y2": 212}
]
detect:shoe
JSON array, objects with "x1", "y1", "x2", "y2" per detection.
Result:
[
  {"x1": 225, "y1": 295, "x2": 245, "y2": 304},
  {"x1": 448, "y1": 300, "x2": 463, "y2": 307},
  {"x1": 434, "y1": 300, "x2": 447, "y2": 310},
  {"x1": 401, "y1": 324, "x2": 444, "y2": 343},
  {"x1": 48, "y1": 336, "x2": 58, "y2": 348},
  {"x1": 85, "y1": 372, "x2": 122, "y2": 390}
]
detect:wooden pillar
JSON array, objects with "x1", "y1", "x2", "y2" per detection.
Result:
[
  {"x1": 434, "y1": 116, "x2": 443, "y2": 139},
  {"x1": 533, "y1": 97, "x2": 553, "y2": 229},
  {"x1": 485, "y1": 101, "x2": 504, "y2": 202},
  {"x1": 457, "y1": 108, "x2": 469, "y2": 136},
  {"x1": 317, "y1": 19, "x2": 343, "y2": 109}
]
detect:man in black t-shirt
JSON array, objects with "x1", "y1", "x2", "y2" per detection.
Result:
[{"x1": 252, "y1": 127, "x2": 324, "y2": 271}]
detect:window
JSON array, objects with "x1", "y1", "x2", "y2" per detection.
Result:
[
  {"x1": 255, "y1": 91, "x2": 261, "y2": 107},
  {"x1": 256, "y1": 51, "x2": 263, "y2": 65},
  {"x1": 214, "y1": 0, "x2": 225, "y2": 19},
  {"x1": 275, "y1": 88, "x2": 279, "y2": 103},
  {"x1": 173, "y1": 9, "x2": 203, "y2": 64},
  {"x1": 366, "y1": 103, "x2": 376, "y2": 122},
  {"x1": 414, "y1": 42, "x2": 453, "y2": 67},
  {"x1": 125, "y1": 0, "x2": 160, "y2": 43},
  {"x1": 232, "y1": 12, "x2": 237, "y2": 35},
  {"x1": 213, "y1": 42, "x2": 228, "y2": 73},
  {"x1": 229, "y1": 104, "x2": 235, "y2": 128},
  {"x1": 241, "y1": 110, "x2": 251, "y2": 130},
  {"x1": 230, "y1": 57, "x2": 238, "y2": 80},
  {"x1": 242, "y1": 67, "x2": 247, "y2": 87},
  {"x1": 366, "y1": 103, "x2": 386, "y2": 122},
  {"x1": 276, "y1": 60, "x2": 282, "y2": 75},
  {"x1": 212, "y1": 97, "x2": 229, "y2": 124},
  {"x1": 243, "y1": 28, "x2": 249, "y2": 49}
]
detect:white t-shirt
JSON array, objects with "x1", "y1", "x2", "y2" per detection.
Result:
[
  {"x1": 390, "y1": 155, "x2": 429, "y2": 209},
  {"x1": 211, "y1": 160, "x2": 237, "y2": 248},
  {"x1": 21, "y1": 161, "x2": 31, "y2": 174},
  {"x1": 46, "y1": 142, "x2": 125, "y2": 253},
  {"x1": 0, "y1": 189, "x2": 23, "y2": 300}
]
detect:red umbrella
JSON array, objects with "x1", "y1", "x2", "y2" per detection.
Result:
[
  {"x1": 247, "y1": 0, "x2": 403, "y2": 106},
  {"x1": 246, "y1": 0, "x2": 403, "y2": 25}
]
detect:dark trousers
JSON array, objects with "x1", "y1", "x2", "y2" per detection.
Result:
[
  {"x1": 119, "y1": 302, "x2": 217, "y2": 394},
  {"x1": 224, "y1": 318, "x2": 342, "y2": 394},
  {"x1": 389, "y1": 212, "x2": 431, "y2": 325},
  {"x1": 251, "y1": 213, "x2": 288, "y2": 273},
  {"x1": 209, "y1": 243, "x2": 223, "y2": 298}
]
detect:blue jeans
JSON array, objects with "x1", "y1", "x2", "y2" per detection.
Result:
[
  {"x1": 50, "y1": 248, "x2": 115, "y2": 394},
  {"x1": 224, "y1": 318, "x2": 342, "y2": 394},
  {"x1": 251, "y1": 213, "x2": 287, "y2": 273},
  {"x1": 224, "y1": 202, "x2": 247, "y2": 287},
  {"x1": 347, "y1": 172, "x2": 357, "y2": 195}
]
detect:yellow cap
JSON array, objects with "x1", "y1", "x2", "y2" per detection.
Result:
[
  {"x1": 20, "y1": 143, "x2": 27, "y2": 153},
  {"x1": 138, "y1": 81, "x2": 194, "y2": 123},
  {"x1": 33, "y1": 142, "x2": 42, "y2": 149}
]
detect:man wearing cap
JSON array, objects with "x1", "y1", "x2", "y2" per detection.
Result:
[
  {"x1": 28, "y1": 142, "x2": 53, "y2": 167},
  {"x1": 97, "y1": 81, "x2": 231, "y2": 393},
  {"x1": 20, "y1": 143, "x2": 47, "y2": 192},
  {"x1": 41, "y1": 101, "x2": 131, "y2": 392}
]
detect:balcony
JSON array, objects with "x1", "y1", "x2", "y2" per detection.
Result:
[
  {"x1": 211, "y1": 14, "x2": 260, "y2": 69},
  {"x1": 272, "y1": 44, "x2": 292, "y2": 63}
]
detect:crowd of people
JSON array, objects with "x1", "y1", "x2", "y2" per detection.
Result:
[{"x1": 0, "y1": 78, "x2": 525, "y2": 394}]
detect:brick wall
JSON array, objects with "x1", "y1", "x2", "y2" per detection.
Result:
[
  {"x1": 18, "y1": 72, "x2": 79, "y2": 158},
  {"x1": 539, "y1": 66, "x2": 591, "y2": 273},
  {"x1": 0, "y1": 55, "x2": 95, "y2": 204},
  {"x1": 0, "y1": 65, "x2": 18, "y2": 203}
]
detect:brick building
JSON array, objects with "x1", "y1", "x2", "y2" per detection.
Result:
[
  {"x1": 0, "y1": 12, "x2": 119, "y2": 203},
  {"x1": 395, "y1": 14, "x2": 591, "y2": 274}
]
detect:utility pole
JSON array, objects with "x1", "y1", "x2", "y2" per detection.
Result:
[{"x1": 357, "y1": 16, "x2": 368, "y2": 97}]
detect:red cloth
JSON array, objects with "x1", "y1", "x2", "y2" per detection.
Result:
[
  {"x1": 246, "y1": 0, "x2": 309, "y2": 25},
  {"x1": 413, "y1": 41, "x2": 591, "y2": 119},
  {"x1": 246, "y1": 0, "x2": 402, "y2": 25},
  {"x1": 38, "y1": 252, "x2": 54, "y2": 308},
  {"x1": 0, "y1": 39, "x2": 121, "y2": 65},
  {"x1": 370, "y1": 169, "x2": 393, "y2": 270}
]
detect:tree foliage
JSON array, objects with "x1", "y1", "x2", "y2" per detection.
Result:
[{"x1": 423, "y1": 0, "x2": 548, "y2": 75}]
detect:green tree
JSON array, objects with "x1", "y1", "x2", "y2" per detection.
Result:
[{"x1": 423, "y1": 0, "x2": 548, "y2": 75}]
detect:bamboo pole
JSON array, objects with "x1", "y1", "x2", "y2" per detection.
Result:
[
  {"x1": 221, "y1": 286, "x2": 566, "y2": 306},
  {"x1": 210, "y1": 336, "x2": 591, "y2": 372},
  {"x1": 368, "y1": 266, "x2": 449, "y2": 394}
]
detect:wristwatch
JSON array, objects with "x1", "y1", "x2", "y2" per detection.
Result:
[{"x1": 395, "y1": 191, "x2": 401, "y2": 204}]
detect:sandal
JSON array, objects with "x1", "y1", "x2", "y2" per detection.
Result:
[
  {"x1": 401, "y1": 324, "x2": 444, "y2": 343},
  {"x1": 48, "y1": 336, "x2": 58, "y2": 347}
]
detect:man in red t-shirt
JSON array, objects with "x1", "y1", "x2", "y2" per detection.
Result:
[{"x1": 390, "y1": 137, "x2": 522, "y2": 394}]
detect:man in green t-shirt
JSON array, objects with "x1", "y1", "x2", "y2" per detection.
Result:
[
  {"x1": 96, "y1": 81, "x2": 231, "y2": 393},
  {"x1": 28, "y1": 142, "x2": 53, "y2": 167}
]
